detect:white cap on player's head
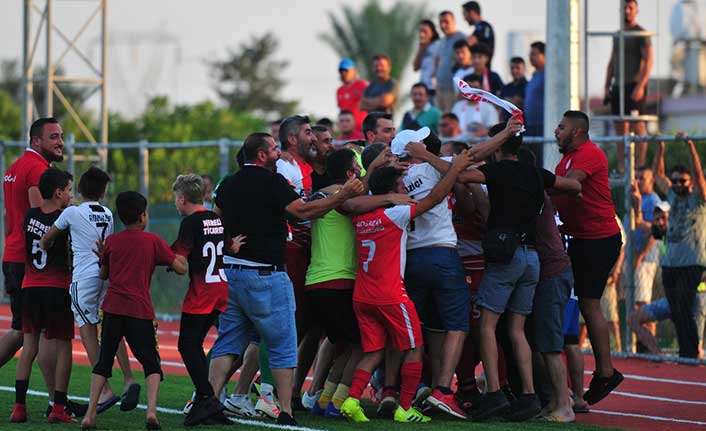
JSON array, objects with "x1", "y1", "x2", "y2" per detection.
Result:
[{"x1": 390, "y1": 127, "x2": 431, "y2": 158}]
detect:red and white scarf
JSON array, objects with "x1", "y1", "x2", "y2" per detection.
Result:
[{"x1": 456, "y1": 78, "x2": 526, "y2": 133}]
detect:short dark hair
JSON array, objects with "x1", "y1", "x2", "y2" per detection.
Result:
[
  {"x1": 447, "y1": 141, "x2": 470, "y2": 155},
  {"x1": 242, "y1": 132, "x2": 274, "y2": 162},
  {"x1": 419, "y1": 19, "x2": 440, "y2": 42},
  {"x1": 670, "y1": 164, "x2": 691, "y2": 177},
  {"x1": 625, "y1": 0, "x2": 637, "y2": 4},
  {"x1": 563, "y1": 110, "x2": 590, "y2": 132},
  {"x1": 116, "y1": 191, "x2": 147, "y2": 225},
  {"x1": 470, "y1": 42, "x2": 491, "y2": 57},
  {"x1": 362, "y1": 112, "x2": 392, "y2": 138},
  {"x1": 423, "y1": 132, "x2": 442, "y2": 156},
  {"x1": 279, "y1": 115, "x2": 310, "y2": 150},
  {"x1": 311, "y1": 125, "x2": 329, "y2": 134},
  {"x1": 369, "y1": 167, "x2": 404, "y2": 196},
  {"x1": 464, "y1": 73, "x2": 483, "y2": 84},
  {"x1": 462, "y1": 1, "x2": 481, "y2": 14},
  {"x1": 338, "y1": 109, "x2": 354, "y2": 117},
  {"x1": 489, "y1": 122, "x2": 523, "y2": 155},
  {"x1": 78, "y1": 166, "x2": 111, "y2": 201},
  {"x1": 411, "y1": 82, "x2": 429, "y2": 95},
  {"x1": 316, "y1": 117, "x2": 334, "y2": 129},
  {"x1": 29, "y1": 117, "x2": 59, "y2": 141},
  {"x1": 441, "y1": 112, "x2": 460, "y2": 122},
  {"x1": 637, "y1": 165, "x2": 652, "y2": 173},
  {"x1": 38, "y1": 168, "x2": 73, "y2": 200},
  {"x1": 373, "y1": 54, "x2": 391, "y2": 65},
  {"x1": 530, "y1": 41, "x2": 546, "y2": 54},
  {"x1": 510, "y1": 56, "x2": 525, "y2": 65},
  {"x1": 270, "y1": 118, "x2": 283, "y2": 126},
  {"x1": 453, "y1": 39, "x2": 470, "y2": 51},
  {"x1": 326, "y1": 149, "x2": 357, "y2": 184},
  {"x1": 361, "y1": 143, "x2": 387, "y2": 171},
  {"x1": 439, "y1": 10, "x2": 454, "y2": 18}
]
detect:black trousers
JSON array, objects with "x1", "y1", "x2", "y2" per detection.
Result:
[
  {"x1": 178, "y1": 311, "x2": 220, "y2": 398},
  {"x1": 662, "y1": 266, "x2": 704, "y2": 358},
  {"x1": 94, "y1": 312, "x2": 162, "y2": 379}
]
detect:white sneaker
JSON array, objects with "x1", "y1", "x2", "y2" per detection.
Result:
[
  {"x1": 302, "y1": 390, "x2": 322, "y2": 410},
  {"x1": 223, "y1": 395, "x2": 257, "y2": 418},
  {"x1": 255, "y1": 397, "x2": 280, "y2": 419},
  {"x1": 219, "y1": 387, "x2": 227, "y2": 404},
  {"x1": 183, "y1": 391, "x2": 196, "y2": 415}
]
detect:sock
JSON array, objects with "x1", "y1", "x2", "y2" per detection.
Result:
[
  {"x1": 331, "y1": 384, "x2": 350, "y2": 410},
  {"x1": 318, "y1": 380, "x2": 337, "y2": 409},
  {"x1": 435, "y1": 385, "x2": 453, "y2": 395},
  {"x1": 349, "y1": 369, "x2": 371, "y2": 400},
  {"x1": 260, "y1": 383, "x2": 274, "y2": 403},
  {"x1": 54, "y1": 391, "x2": 68, "y2": 407},
  {"x1": 15, "y1": 380, "x2": 29, "y2": 405},
  {"x1": 400, "y1": 362, "x2": 422, "y2": 410}
]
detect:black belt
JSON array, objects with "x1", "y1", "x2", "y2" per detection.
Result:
[{"x1": 224, "y1": 263, "x2": 285, "y2": 273}]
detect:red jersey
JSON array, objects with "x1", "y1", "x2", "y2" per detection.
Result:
[
  {"x1": 353, "y1": 205, "x2": 416, "y2": 305},
  {"x1": 171, "y1": 210, "x2": 228, "y2": 314},
  {"x1": 337, "y1": 79, "x2": 369, "y2": 132},
  {"x1": 336, "y1": 131, "x2": 365, "y2": 142},
  {"x1": 22, "y1": 208, "x2": 70, "y2": 289},
  {"x1": 554, "y1": 140, "x2": 620, "y2": 239},
  {"x1": 276, "y1": 156, "x2": 313, "y2": 248},
  {"x1": 3, "y1": 149, "x2": 50, "y2": 263},
  {"x1": 101, "y1": 229, "x2": 176, "y2": 320}
]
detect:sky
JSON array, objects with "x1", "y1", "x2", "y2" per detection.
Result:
[{"x1": 0, "y1": 0, "x2": 680, "y2": 123}]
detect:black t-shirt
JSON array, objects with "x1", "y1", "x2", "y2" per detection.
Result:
[
  {"x1": 23, "y1": 207, "x2": 70, "y2": 288},
  {"x1": 215, "y1": 165, "x2": 301, "y2": 267},
  {"x1": 172, "y1": 210, "x2": 227, "y2": 290},
  {"x1": 311, "y1": 170, "x2": 331, "y2": 192},
  {"x1": 479, "y1": 159, "x2": 556, "y2": 243},
  {"x1": 473, "y1": 21, "x2": 495, "y2": 55}
]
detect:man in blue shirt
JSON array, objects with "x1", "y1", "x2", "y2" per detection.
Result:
[
  {"x1": 498, "y1": 57, "x2": 527, "y2": 119},
  {"x1": 524, "y1": 42, "x2": 545, "y2": 166}
]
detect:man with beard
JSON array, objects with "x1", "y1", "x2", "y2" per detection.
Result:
[
  {"x1": 553, "y1": 111, "x2": 623, "y2": 405},
  {"x1": 653, "y1": 133, "x2": 706, "y2": 358},
  {"x1": 311, "y1": 125, "x2": 335, "y2": 191}
]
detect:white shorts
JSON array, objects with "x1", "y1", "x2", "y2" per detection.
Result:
[
  {"x1": 634, "y1": 261, "x2": 658, "y2": 303},
  {"x1": 69, "y1": 277, "x2": 107, "y2": 327}
]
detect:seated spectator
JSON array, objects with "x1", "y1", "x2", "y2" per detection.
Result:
[
  {"x1": 451, "y1": 74, "x2": 499, "y2": 138},
  {"x1": 336, "y1": 110, "x2": 364, "y2": 142},
  {"x1": 470, "y1": 43, "x2": 503, "y2": 94},
  {"x1": 498, "y1": 57, "x2": 528, "y2": 117},
  {"x1": 360, "y1": 54, "x2": 398, "y2": 114},
  {"x1": 452, "y1": 40, "x2": 476, "y2": 96},
  {"x1": 439, "y1": 112, "x2": 466, "y2": 141},
  {"x1": 400, "y1": 83, "x2": 442, "y2": 134}
]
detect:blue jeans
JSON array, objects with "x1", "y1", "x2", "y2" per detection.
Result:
[
  {"x1": 478, "y1": 245, "x2": 540, "y2": 315},
  {"x1": 211, "y1": 268, "x2": 297, "y2": 369}
]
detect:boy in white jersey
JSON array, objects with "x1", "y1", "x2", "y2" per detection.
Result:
[{"x1": 40, "y1": 167, "x2": 139, "y2": 412}]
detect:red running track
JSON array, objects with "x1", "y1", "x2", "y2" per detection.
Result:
[{"x1": 1, "y1": 304, "x2": 705, "y2": 431}]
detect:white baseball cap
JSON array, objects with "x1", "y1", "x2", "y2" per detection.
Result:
[
  {"x1": 655, "y1": 201, "x2": 671, "y2": 213},
  {"x1": 390, "y1": 127, "x2": 431, "y2": 158}
]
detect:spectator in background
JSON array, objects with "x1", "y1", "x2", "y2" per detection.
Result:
[
  {"x1": 452, "y1": 40, "x2": 476, "y2": 95},
  {"x1": 201, "y1": 174, "x2": 215, "y2": 210},
  {"x1": 439, "y1": 113, "x2": 465, "y2": 140},
  {"x1": 653, "y1": 134, "x2": 706, "y2": 358},
  {"x1": 604, "y1": 0, "x2": 653, "y2": 175},
  {"x1": 316, "y1": 118, "x2": 335, "y2": 136},
  {"x1": 470, "y1": 43, "x2": 503, "y2": 94},
  {"x1": 413, "y1": 20, "x2": 441, "y2": 99},
  {"x1": 525, "y1": 41, "x2": 546, "y2": 163},
  {"x1": 270, "y1": 119, "x2": 283, "y2": 146},
  {"x1": 462, "y1": 1, "x2": 495, "y2": 62},
  {"x1": 452, "y1": 74, "x2": 499, "y2": 138},
  {"x1": 360, "y1": 54, "x2": 398, "y2": 114},
  {"x1": 362, "y1": 112, "x2": 395, "y2": 146},
  {"x1": 400, "y1": 83, "x2": 442, "y2": 134},
  {"x1": 337, "y1": 59, "x2": 369, "y2": 133},
  {"x1": 498, "y1": 57, "x2": 528, "y2": 117},
  {"x1": 435, "y1": 11, "x2": 466, "y2": 112},
  {"x1": 336, "y1": 110, "x2": 364, "y2": 141}
]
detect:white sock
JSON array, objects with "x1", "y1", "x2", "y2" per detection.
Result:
[{"x1": 260, "y1": 383, "x2": 274, "y2": 402}]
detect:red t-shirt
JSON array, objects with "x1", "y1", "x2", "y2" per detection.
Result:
[
  {"x1": 554, "y1": 140, "x2": 620, "y2": 239},
  {"x1": 353, "y1": 205, "x2": 416, "y2": 305},
  {"x1": 3, "y1": 149, "x2": 50, "y2": 263},
  {"x1": 171, "y1": 210, "x2": 228, "y2": 315},
  {"x1": 101, "y1": 229, "x2": 176, "y2": 320},
  {"x1": 336, "y1": 131, "x2": 365, "y2": 142},
  {"x1": 337, "y1": 79, "x2": 369, "y2": 132},
  {"x1": 22, "y1": 208, "x2": 70, "y2": 289}
]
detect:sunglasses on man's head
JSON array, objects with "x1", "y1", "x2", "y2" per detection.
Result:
[{"x1": 671, "y1": 178, "x2": 688, "y2": 185}]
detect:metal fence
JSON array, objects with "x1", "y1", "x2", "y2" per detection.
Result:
[{"x1": 1, "y1": 133, "x2": 705, "y2": 362}]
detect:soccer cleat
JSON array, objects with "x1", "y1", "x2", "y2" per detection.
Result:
[
  {"x1": 377, "y1": 387, "x2": 398, "y2": 417},
  {"x1": 310, "y1": 401, "x2": 326, "y2": 416},
  {"x1": 67, "y1": 400, "x2": 88, "y2": 417},
  {"x1": 183, "y1": 391, "x2": 196, "y2": 415},
  {"x1": 341, "y1": 397, "x2": 370, "y2": 423},
  {"x1": 426, "y1": 389, "x2": 468, "y2": 419},
  {"x1": 302, "y1": 390, "x2": 322, "y2": 410},
  {"x1": 413, "y1": 384, "x2": 432, "y2": 407},
  {"x1": 324, "y1": 401, "x2": 342, "y2": 418},
  {"x1": 255, "y1": 397, "x2": 280, "y2": 419},
  {"x1": 48, "y1": 404, "x2": 76, "y2": 424},
  {"x1": 10, "y1": 403, "x2": 27, "y2": 423},
  {"x1": 394, "y1": 406, "x2": 431, "y2": 423},
  {"x1": 223, "y1": 394, "x2": 257, "y2": 418},
  {"x1": 504, "y1": 393, "x2": 541, "y2": 422},
  {"x1": 584, "y1": 369, "x2": 624, "y2": 405},
  {"x1": 472, "y1": 390, "x2": 510, "y2": 422},
  {"x1": 276, "y1": 412, "x2": 298, "y2": 426}
]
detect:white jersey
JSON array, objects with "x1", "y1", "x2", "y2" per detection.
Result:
[
  {"x1": 54, "y1": 201, "x2": 114, "y2": 281},
  {"x1": 403, "y1": 159, "x2": 457, "y2": 250}
]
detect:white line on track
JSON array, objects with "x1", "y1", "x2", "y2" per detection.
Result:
[
  {"x1": 584, "y1": 370, "x2": 706, "y2": 387},
  {"x1": 0, "y1": 386, "x2": 329, "y2": 431},
  {"x1": 591, "y1": 408, "x2": 706, "y2": 426},
  {"x1": 612, "y1": 390, "x2": 706, "y2": 406}
]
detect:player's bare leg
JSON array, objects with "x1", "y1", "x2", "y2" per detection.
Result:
[
  {"x1": 38, "y1": 336, "x2": 57, "y2": 401},
  {"x1": 116, "y1": 340, "x2": 137, "y2": 393},
  {"x1": 79, "y1": 324, "x2": 117, "y2": 402},
  {"x1": 0, "y1": 330, "x2": 23, "y2": 368}
]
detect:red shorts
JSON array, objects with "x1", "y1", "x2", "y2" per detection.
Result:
[
  {"x1": 353, "y1": 299, "x2": 423, "y2": 353},
  {"x1": 21, "y1": 287, "x2": 74, "y2": 340}
]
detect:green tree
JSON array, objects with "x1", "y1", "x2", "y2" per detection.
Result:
[
  {"x1": 0, "y1": 89, "x2": 22, "y2": 140},
  {"x1": 208, "y1": 33, "x2": 298, "y2": 119},
  {"x1": 319, "y1": 0, "x2": 428, "y2": 82}
]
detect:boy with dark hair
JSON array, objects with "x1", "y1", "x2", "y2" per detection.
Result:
[
  {"x1": 81, "y1": 191, "x2": 187, "y2": 430},
  {"x1": 470, "y1": 43, "x2": 503, "y2": 94},
  {"x1": 12, "y1": 168, "x2": 74, "y2": 424},
  {"x1": 41, "y1": 166, "x2": 140, "y2": 414}
]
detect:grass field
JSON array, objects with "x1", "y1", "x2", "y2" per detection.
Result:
[{"x1": 0, "y1": 359, "x2": 622, "y2": 431}]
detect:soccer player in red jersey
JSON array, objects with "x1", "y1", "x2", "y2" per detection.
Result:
[
  {"x1": 340, "y1": 150, "x2": 472, "y2": 423},
  {"x1": 11, "y1": 168, "x2": 74, "y2": 424}
]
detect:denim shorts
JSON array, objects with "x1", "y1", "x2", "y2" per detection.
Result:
[
  {"x1": 563, "y1": 297, "x2": 580, "y2": 344},
  {"x1": 532, "y1": 268, "x2": 573, "y2": 353},
  {"x1": 643, "y1": 297, "x2": 671, "y2": 322},
  {"x1": 211, "y1": 268, "x2": 297, "y2": 369},
  {"x1": 477, "y1": 245, "x2": 540, "y2": 316},
  {"x1": 404, "y1": 247, "x2": 470, "y2": 332}
]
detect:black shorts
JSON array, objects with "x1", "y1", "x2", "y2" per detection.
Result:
[
  {"x1": 610, "y1": 83, "x2": 646, "y2": 116},
  {"x1": 305, "y1": 285, "x2": 360, "y2": 345},
  {"x1": 21, "y1": 287, "x2": 74, "y2": 340},
  {"x1": 94, "y1": 312, "x2": 162, "y2": 379},
  {"x1": 3, "y1": 262, "x2": 26, "y2": 331},
  {"x1": 568, "y1": 233, "x2": 622, "y2": 300}
]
